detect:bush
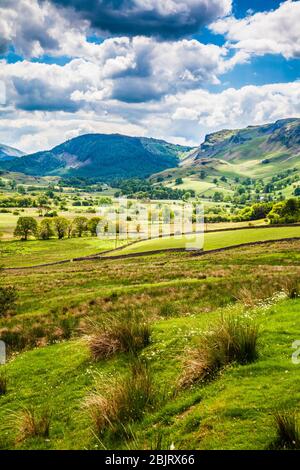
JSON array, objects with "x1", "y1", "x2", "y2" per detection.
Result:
[
  {"x1": 271, "y1": 411, "x2": 300, "y2": 450},
  {"x1": 84, "y1": 359, "x2": 155, "y2": 435},
  {"x1": 180, "y1": 314, "x2": 259, "y2": 387},
  {"x1": 85, "y1": 311, "x2": 151, "y2": 360}
]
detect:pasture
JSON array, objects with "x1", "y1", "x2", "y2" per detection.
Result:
[
  {"x1": 108, "y1": 226, "x2": 300, "y2": 256},
  {"x1": 0, "y1": 240, "x2": 300, "y2": 449}
]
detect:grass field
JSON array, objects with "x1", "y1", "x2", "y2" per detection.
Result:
[
  {"x1": 106, "y1": 226, "x2": 300, "y2": 256},
  {"x1": 0, "y1": 238, "x2": 123, "y2": 268},
  {"x1": 0, "y1": 240, "x2": 300, "y2": 449}
]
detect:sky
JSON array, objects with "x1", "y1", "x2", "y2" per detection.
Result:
[{"x1": 0, "y1": 0, "x2": 300, "y2": 153}]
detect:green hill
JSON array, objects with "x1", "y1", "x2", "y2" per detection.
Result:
[
  {"x1": 151, "y1": 118, "x2": 300, "y2": 198},
  {"x1": 1, "y1": 134, "x2": 191, "y2": 181}
]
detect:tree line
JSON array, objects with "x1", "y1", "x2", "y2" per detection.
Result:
[
  {"x1": 235, "y1": 198, "x2": 300, "y2": 224},
  {"x1": 13, "y1": 216, "x2": 102, "y2": 241}
]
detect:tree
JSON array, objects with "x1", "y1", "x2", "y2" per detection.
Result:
[
  {"x1": 14, "y1": 217, "x2": 38, "y2": 241},
  {"x1": 53, "y1": 217, "x2": 69, "y2": 239},
  {"x1": 39, "y1": 218, "x2": 54, "y2": 240},
  {"x1": 73, "y1": 217, "x2": 88, "y2": 237},
  {"x1": 87, "y1": 217, "x2": 102, "y2": 236},
  {"x1": 175, "y1": 177, "x2": 183, "y2": 185},
  {"x1": 17, "y1": 185, "x2": 26, "y2": 195},
  {"x1": 268, "y1": 198, "x2": 300, "y2": 224},
  {"x1": 213, "y1": 192, "x2": 224, "y2": 202},
  {"x1": 294, "y1": 187, "x2": 300, "y2": 197}
]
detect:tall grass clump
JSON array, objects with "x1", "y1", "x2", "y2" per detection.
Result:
[
  {"x1": 0, "y1": 370, "x2": 7, "y2": 396},
  {"x1": 14, "y1": 407, "x2": 51, "y2": 442},
  {"x1": 270, "y1": 410, "x2": 300, "y2": 450},
  {"x1": 85, "y1": 311, "x2": 151, "y2": 360},
  {"x1": 84, "y1": 359, "x2": 155, "y2": 436},
  {"x1": 180, "y1": 314, "x2": 259, "y2": 387},
  {"x1": 283, "y1": 279, "x2": 300, "y2": 299}
]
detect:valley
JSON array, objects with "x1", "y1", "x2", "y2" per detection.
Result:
[{"x1": 0, "y1": 117, "x2": 300, "y2": 451}]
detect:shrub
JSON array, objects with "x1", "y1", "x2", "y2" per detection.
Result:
[
  {"x1": 85, "y1": 311, "x2": 151, "y2": 360},
  {"x1": 180, "y1": 314, "x2": 259, "y2": 387},
  {"x1": 271, "y1": 411, "x2": 300, "y2": 450},
  {"x1": 14, "y1": 407, "x2": 51, "y2": 441},
  {"x1": 84, "y1": 359, "x2": 155, "y2": 435}
]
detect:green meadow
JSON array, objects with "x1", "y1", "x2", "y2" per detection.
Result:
[
  {"x1": 0, "y1": 240, "x2": 300, "y2": 449},
  {"x1": 108, "y1": 226, "x2": 300, "y2": 256}
]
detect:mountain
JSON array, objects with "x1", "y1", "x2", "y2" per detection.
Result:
[
  {"x1": 149, "y1": 118, "x2": 300, "y2": 197},
  {"x1": 1, "y1": 134, "x2": 192, "y2": 181},
  {"x1": 0, "y1": 144, "x2": 25, "y2": 161},
  {"x1": 185, "y1": 118, "x2": 300, "y2": 177}
]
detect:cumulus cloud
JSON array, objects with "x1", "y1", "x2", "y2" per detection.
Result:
[
  {"x1": 0, "y1": 0, "x2": 90, "y2": 58},
  {"x1": 166, "y1": 81, "x2": 300, "y2": 142},
  {"x1": 0, "y1": 36, "x2": 241, "y2": 110},
  {"x1": 1, "y1": 80, "x2": 300, "y2": 153},
  {"x1": 49, "y1": 0, "x2": 232, "y2": 38},
  {"x1": 211, "y1": 0, "x2": 300, "y2": 59}
]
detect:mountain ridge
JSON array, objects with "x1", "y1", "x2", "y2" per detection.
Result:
[
  {"x1": 1, "y1": 118, "x2": 300, "y2": 183},
  {"x1": 0, "y1": 144, "x2": 25, "y2": 162},
  {"x1": 0, "y1": 133, "x2": 192, "y2": 181}
]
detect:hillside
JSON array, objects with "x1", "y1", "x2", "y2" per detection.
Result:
[
  {"x1": 0, "y1": 144, "x2": 25, "y2": 162},
  {"x1": 151, "y1": 118, "x2": 300, "y2": 198},
  {"x1": 191, "y1": 118, "x2": 300, "y2": 175},
  {"x1": 0, "y1": 134, "x2": 191, "y2": 181}
]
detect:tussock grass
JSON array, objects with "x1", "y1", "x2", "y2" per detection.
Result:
[
  {"x1": 180, "y1": 314, "x2": 259, "y2": 387},
  {"x1": 270, "y1": 410, "x2": 300, "y2": 450},
  {"x1": 0, "y1": 370, "x2": 7, "y2": 396},
  {"x1": 84, "y1": 359, "x2": 155, "y2": 436},
  {"x1": 235, "y1": 276, "x2": 300, "y2": 307},
  {"x1": 160, "y1": 302, "x2": 179, "y2": 318},
  {"x1": 85, "y1": 311, "x2": 151, "y2": 360},
  {"x1": 282, "y1": 279, "x2": 300, "y2": 299},
  {"x1": 13, "y1": 407, "x2": 51, "y2": 442}
]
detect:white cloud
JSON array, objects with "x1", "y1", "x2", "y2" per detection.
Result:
[
  {"x1": 1, "y1": 81, "x2": 300, "y2": 153},
  {"x1": 0, "y1": 0, "x2": 90, "y2": 58},
  {"x1": 0, "y1": 36, "x2": 243, "y2": 109},
  {"x1": 211, "y1": 0, "x2": 300, "y2": 59}
]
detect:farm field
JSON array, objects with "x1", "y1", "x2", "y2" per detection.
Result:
[
  {"x1": 0, "y1": 240, "x2": 300, "y2": 449},
  {"x1": 106, "y1": 226, "x2": 300, "y2": 256},
  {"x1": 0, "y1": 237, "x2": 124, "y2": 268},
  {"x1": 1, "y1": 224, "x2": 298, "y2": 269}
]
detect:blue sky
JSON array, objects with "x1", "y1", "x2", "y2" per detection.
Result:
[{"x1": 0, "y1": 0, "x2": 300, "y2": 152}]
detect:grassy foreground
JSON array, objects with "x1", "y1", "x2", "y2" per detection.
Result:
[{"x1": 0, "y1": 240, "x2": 300, "y2": 449}]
